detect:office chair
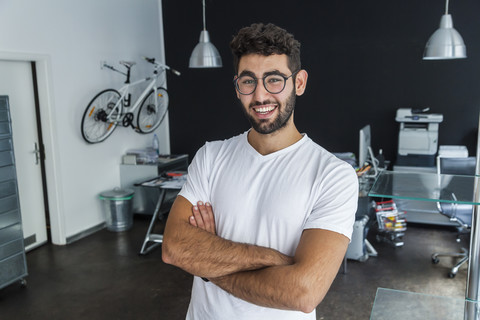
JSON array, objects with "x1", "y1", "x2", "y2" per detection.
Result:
[{"x1": 431, "y1": 156, "x2": 476, "y2": 278}]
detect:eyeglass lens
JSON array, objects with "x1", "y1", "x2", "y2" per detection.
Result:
[{"x1": 236, "y1": 74, "x2": 287, "y2": 95}]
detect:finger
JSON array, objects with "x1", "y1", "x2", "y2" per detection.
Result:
[
  {"x1": 197, "y1": 201, "x2": 212, "y2": 232},
  {"x1": 189, "y1": 215, "x2": 198, "y2": 227},
  {"x1": 192, "y1": 205, "x2": 206, "y2": 229},
  {"x1": 199, "y1": 202, "x2": 216, "y2": 235},
  {"x1": 204, "y1": 202, "x2": 216, "y2": 234}
]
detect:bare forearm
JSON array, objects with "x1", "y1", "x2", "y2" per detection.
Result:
[
  {"x1": 209, "y1": 230, "x2": 349, "y2": 313},
  {"x1": 163, "y1": 197, "x2": 292, "y2": 277},
  {"x1": 163, "y1": 218, "x2": 292, "y2": 278},
  {"x1": 210, "y1": 264, "x2": 324, "y2": 313}
]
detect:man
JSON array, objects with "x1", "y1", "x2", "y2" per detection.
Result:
[{"x1": 162, "y1": 23, "x2": 358, "y2": 319}]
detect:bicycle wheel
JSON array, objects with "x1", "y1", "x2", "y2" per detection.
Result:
[
  {"x1": 136, "y1": 87, "x2": 169, "y2": 133},
  {"x1": 81, "y1": 89, "x2": 122, "y2": 143}
]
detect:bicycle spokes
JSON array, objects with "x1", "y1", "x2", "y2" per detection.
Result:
[
  {"x1": 81, "y1": 89, "x2": 122, "y2": 143},
  {"x1": 146, "y1": 104, "x2": 157, "y2": 115},
  {"x1": 88, "y1": 107, "x2": 96, "y2": 118},
  {"x1": 136, "y1": 87, "x2": 169, "y2": 133}
]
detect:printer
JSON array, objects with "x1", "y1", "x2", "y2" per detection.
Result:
[{"x1": 396, "y1": 108, "x2": 443, "y2": 167}]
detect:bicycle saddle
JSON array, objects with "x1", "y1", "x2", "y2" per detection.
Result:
[{"x1": 119, "y1": 61, "x2": 136, "y2": 68}]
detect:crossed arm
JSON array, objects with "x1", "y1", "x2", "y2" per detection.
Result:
[
  {"x1": 162, "y1": 196, "x2": 292, "y2": 278},
  {"x1": 162, "y1": 196, "x2": 349, "y2": 313}
]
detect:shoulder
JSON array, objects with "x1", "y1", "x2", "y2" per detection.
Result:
[
  {"x1": 192, "y1": 131, "x2": 247, "y2": 165},
  {"x1": 201, "y1": 131, "x2": 246, "y2": 155},
  {"x1": 303, "y1": 137, "x2": 354, "y2": 169},
  {"x1": 301, "y1": 136, "x2": 357, "y2": 182}
]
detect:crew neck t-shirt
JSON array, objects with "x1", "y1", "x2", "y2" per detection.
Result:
[{"x1": 178, "y1": 131, "x2": 358, "y2": 320}]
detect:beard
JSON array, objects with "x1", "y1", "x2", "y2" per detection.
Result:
[{"x1": 240, "y1": 89, "x2": 296, "y2": 135}]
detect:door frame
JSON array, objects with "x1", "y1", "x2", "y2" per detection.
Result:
[{"x1": 0, "y1": 52, "x2": 65, "y2": 245}]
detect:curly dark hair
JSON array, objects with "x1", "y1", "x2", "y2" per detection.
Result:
[{"x1": 230, "y1": 23, "x2": 301, "y2": 74}]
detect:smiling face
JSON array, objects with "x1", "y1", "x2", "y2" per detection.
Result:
[{"x1": 235, "y1": 54, "x2": 306, "y2": 135}]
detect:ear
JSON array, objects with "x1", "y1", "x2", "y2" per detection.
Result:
[
  {"x1": 294, "y1": 70, "x2": 308, "y2": 96},
  {"x1": 233, "y1": 75, "x2": 240, "y2": 99}
]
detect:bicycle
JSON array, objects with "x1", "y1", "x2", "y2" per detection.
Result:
[{"x1": 81, "y1": 57, "x2": 180, "y2": 143}]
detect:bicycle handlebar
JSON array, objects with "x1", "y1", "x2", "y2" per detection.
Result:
[
  {"x1": 142, "y1": 56, "x2": 181, "y2": 76},
  {"x1": 103, "y1": 57, "x2": 181, "y2": 78},
  {"x1": 170, "y1": 68, "x2": 181, "y2": 76}
]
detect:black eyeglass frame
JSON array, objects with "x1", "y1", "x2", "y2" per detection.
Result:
[{"x1": 233, "y1": 70, "x2": 300, "y2": 95}]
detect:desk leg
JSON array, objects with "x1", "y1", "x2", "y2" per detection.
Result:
[
  {"x1": 140, "y1": 189, "x2": 166, "y2": 255},
  {"x1": 465, "y1": 113, "x2": 480, "y2": 320},
  {"x1": 465, "y1": 203, "x2": 480, "y2": 319},
  {"x1": 365, "y1": 239, "x2": 378, "y2": 257}
]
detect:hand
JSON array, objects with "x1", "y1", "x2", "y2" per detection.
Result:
[{"x1": 189, "y1": 201, "x2": 216, "y2": 235}]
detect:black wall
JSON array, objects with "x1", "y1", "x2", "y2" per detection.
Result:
[{"x1": 162, "y1": 0, "x2": 480, "y2": 165}]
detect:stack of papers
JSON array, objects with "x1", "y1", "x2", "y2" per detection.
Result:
[
  {"x1": 160, "y1": 175, "x2": 187, "y2": 189},
  {"x1": 140, "y1": 172, "x2": 187, "y2": 189},
  {"x1": 438, "y1": 145, "x2": 468, "y2": 158},
  {"x1": 125, "y1": 148, "x2": 158, "y2": 164}
]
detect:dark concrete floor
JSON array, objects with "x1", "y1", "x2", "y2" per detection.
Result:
[{"x1": 0, "y1": 216, "x2": 469, "y2": 320}]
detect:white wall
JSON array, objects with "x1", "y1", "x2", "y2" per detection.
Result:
[{"x1": 0, "y1": 0, "x2": 169, "y2": 243}]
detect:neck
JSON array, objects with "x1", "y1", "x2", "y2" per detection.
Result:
[{"x1": 247, "y1": 122, "x2": 303, "y2": 155}]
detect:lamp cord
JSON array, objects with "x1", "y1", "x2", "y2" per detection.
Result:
[
  {"x1": 202, "y1": 0, "x2": 206, "y2": 30},
  {"x1": 445, "y1": 0, "x2": 449, "y2": 14}
]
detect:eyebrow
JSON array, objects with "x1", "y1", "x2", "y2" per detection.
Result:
[
  {"x1": 238, "y1": 69, "x2": 288, "y2": 78},
  {"x1": 238, "y1": 70, "x2": 256, "y2": 78}
]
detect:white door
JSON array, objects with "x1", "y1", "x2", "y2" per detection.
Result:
[{"x1": 0, "y1": 60, "x2": 48, "y2": 251}]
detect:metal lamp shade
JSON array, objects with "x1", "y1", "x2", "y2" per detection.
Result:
[
  {"x1": 189, "y1": 30, "x2": 223, "y2": 68},
  {"x1": 423, "y1": 14, "x2": 466, "y2": 60}
]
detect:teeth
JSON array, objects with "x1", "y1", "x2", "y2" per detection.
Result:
[{"x1": 254, "y1": 106, "x2": 275, "y2": 114}]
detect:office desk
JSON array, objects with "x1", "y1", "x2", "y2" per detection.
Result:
[
  {"x1": 393, "y1": 165, "x2": 458, "y2": 226},
  {"x1": 371, "y1": 288, "x2": 465, "y2": 320},
  {"x1": 370, "y1": 171, "x2": 480, "y2": 319},
  {"x1": 137, "y1": 174, "x2": 187, "y2": 255},
  {"x1": 120, "y1": 154, "x2": 188, "y2": 215}
]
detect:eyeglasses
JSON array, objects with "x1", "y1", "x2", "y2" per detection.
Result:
[{"x1": 234, "y1": 70, "x2": 299, "y2": 95}]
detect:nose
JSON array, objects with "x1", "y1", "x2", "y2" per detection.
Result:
[{"x1": 252, "y1": 80, "x2": 270, "y2": 102}]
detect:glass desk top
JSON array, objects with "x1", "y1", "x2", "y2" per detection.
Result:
[
  {"x1": 370, "y1": 288, "x2": 468, "y2": 320},
  {"x1": 368, "y1": 171, "x2": 480, "y2": 205}
]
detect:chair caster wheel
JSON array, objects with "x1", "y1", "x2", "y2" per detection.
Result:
[
  {"x1": 432, "y1": 257, "x2": 439, "y2": 264},
  {"x1": 448, "y1": 272, "x2": 456, "y2": 278}
]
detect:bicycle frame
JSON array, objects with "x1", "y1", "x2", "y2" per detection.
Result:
[{"x1": 104, "y1": 67, "x2": 164, "y2": 123}]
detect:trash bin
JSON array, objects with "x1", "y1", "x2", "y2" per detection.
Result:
[{"x1": 99, "y1": 188, "x2": 135, "y2": 232}]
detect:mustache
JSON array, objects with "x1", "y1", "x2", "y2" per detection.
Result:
[{"x1": 249, "y1": 100, "x2": 277, "y2": 108}]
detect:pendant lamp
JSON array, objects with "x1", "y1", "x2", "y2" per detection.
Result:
[
  {"x1": 423, "y1": 0, "x2": 466, "y2": 60},
  {"x1": 189, "y1": 0, "x2": 222, "y2": 68}
]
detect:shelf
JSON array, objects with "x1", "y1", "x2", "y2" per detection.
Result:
[{"x1": 369, "y1": 170, "x2": 480, "y2": 205}]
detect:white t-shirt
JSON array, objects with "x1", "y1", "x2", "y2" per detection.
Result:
[{"x1": 178, "y1": 131, "x2": 358, "y2": 320}]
